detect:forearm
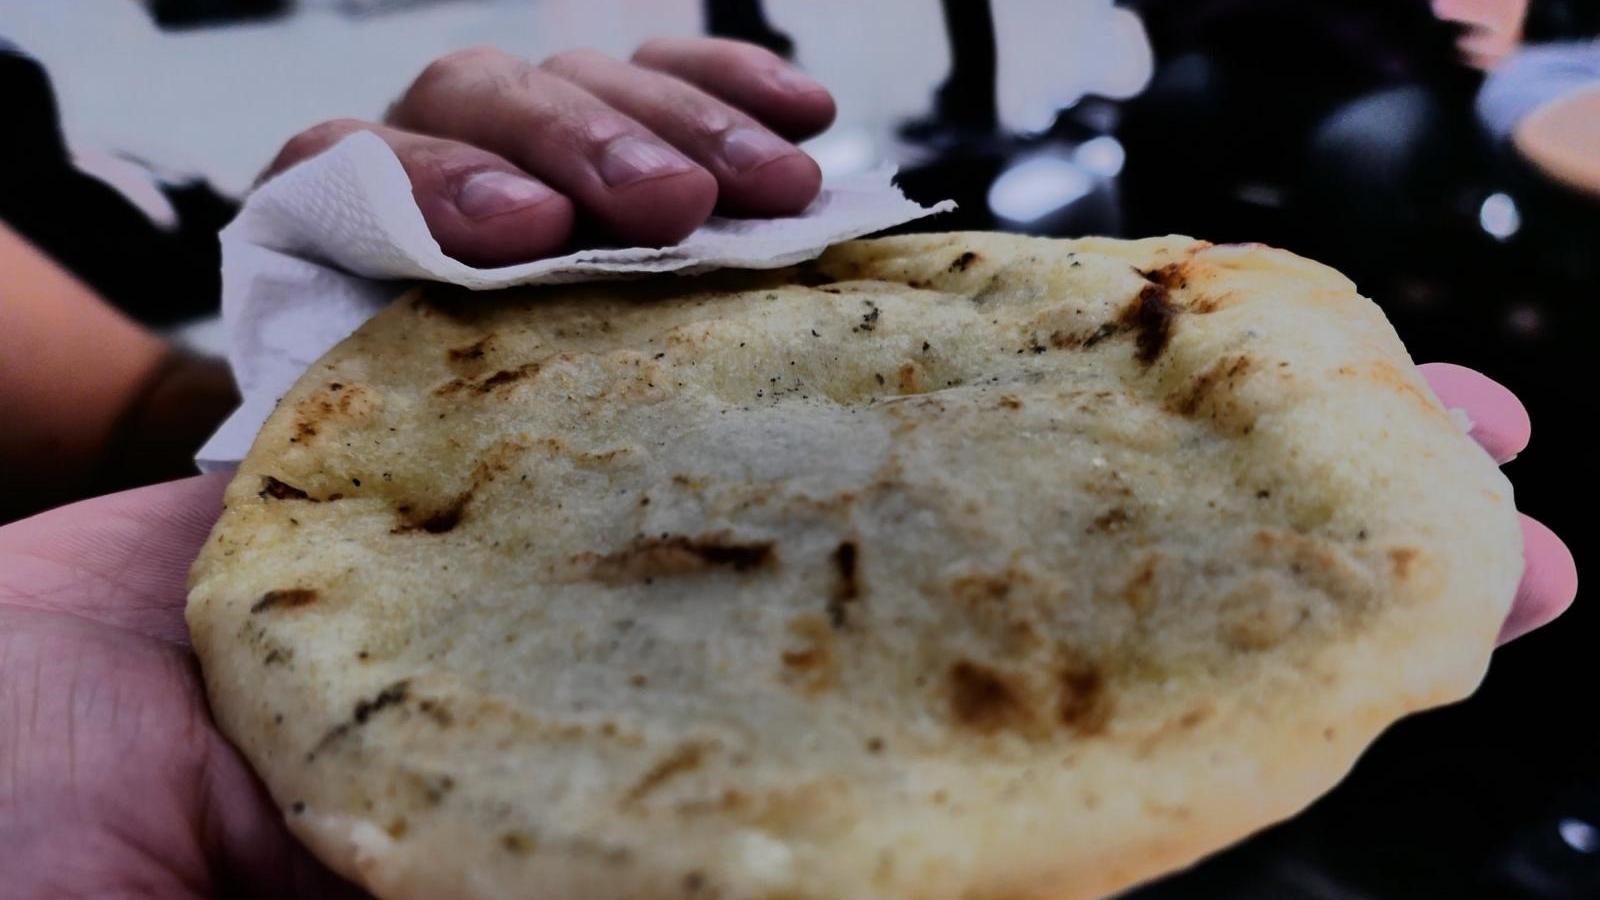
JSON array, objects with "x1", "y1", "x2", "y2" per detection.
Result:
[
  {"x1": 0, "y1": 221, "x2": 238, "y2": 519},
  {"x1": 1477, "y1": 41, "x2": 1600, "y2": 141},
  {"x1": 1513, "y1": 85, "x2": 1600, "y2": 198}
]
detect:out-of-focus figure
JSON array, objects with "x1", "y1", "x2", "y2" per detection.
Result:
[
  {"x1": 1116, "y1": 0, "x2": 1596, "y2": 278},
  {"x1": 1479, "y1": 39, "x2": 1600, "y2": 197},
  {"x1": 705, "y1": 0, "x2": 795, "y2": 59},
  {"x1": 900, "y1": 0, "x2": 1001, "y2": 143}
]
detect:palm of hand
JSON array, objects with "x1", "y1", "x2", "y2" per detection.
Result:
[{"x1": 0, "y1": 475, "x2": 361, "y2": 898}]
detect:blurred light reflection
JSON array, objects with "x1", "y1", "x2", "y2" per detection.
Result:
[{"x1": 988, "y1": 151, "x2": 1092, "y2": 224}]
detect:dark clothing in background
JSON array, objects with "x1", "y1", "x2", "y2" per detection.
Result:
[
  {"x1": 1121, "y1": 1, "x2": 1478, "y2": 182},
  {"x1": 1128, "y1": 0, "x2": 1481, "y2": 99},
  {"x1": 0, "y1": 39, "x2": 233, "y2": 327},
  {"x1": 932, "y1": 0, "x2": 1000, "y2": 130},
  {"x1": 1127, "y1": 0, "x2": 1474, "y2": 177},
  {"x1": 703, "y1": 0, "x2": 794, "y2": 59},
  {"x1": 1120, "y1": 0, "x2": 1600, "y2": 201},
  {"x1": 1117, "y1": 0, "x2": 1495, "y2": 268},
  {"x1": 1525, "y1": 1, "x2": 1600, "y2": 41},
  {"x1": 1129, "y1": 0, "x2": 1600, "y2": 106}
]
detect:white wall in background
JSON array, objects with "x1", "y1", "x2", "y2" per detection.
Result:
[{"x1": 3, "y1": 0, "x2": 1149, "y2": 196}]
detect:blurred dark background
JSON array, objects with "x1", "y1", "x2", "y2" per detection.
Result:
[
  {"x1": 3, "y1": 0, "x2": 1595, "y2": 895},
  {"x1": 904, "y1": 3, "x2": 1600, "y2": 897}
]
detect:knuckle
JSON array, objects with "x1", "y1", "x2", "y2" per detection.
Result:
[
  {"x1": 440, "y1": 44, "x2": 511, "y2": 71},
  {"x1": 399, "y1": 45, "x2": 517, "y2": 126},
  {"x1": 399, "y1": 140, "x2": 472, "y2": 182},
  {"x1": 630, "y1": 36, "x2": 678, "y2": 65},
  {"x1": 681, "y1": 104, "x2": 737, "y2": 142},
  {"x1": 275, "y1": 118, "x2": 363, "y2": 169},
  {"x1": 634, "y1": 36, "x2": 779, "y2": 75},
  {"x1": 539, "y1": 47, "x2": 609, "y2": 76},
  {"x1": 712, "y1": 37, "x2": 781, "y2": 70},
  {"x1": 571, "y1": 113, "x2": 640, "y2": 150},
  {"x1": 315, "y1": 116, "x2": 368, "y2": 138},
  {"x1": 415, "y1": 45, "x2": 507, "y2": 91}
]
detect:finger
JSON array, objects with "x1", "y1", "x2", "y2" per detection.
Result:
[
  {"x1": 1457, "y1": 32, "x2": 1515, "y2": 70},
  {"x1": 391, "y1": 47, "x2": 717, "y2": 247},
  {"x1": 632, "y1": 37, "x2": 836, "y2": 140},
  {"x1": 1498, "y1": 513, "x2": 1578, "y2": 644},
  {"x1": 0, "y1": 472, "x2": 229, "y2": 644},
  {"x1": 1432, "y1": 0, "x2": 1491, "y2": 28},
  {"x1": 542, "y1": 49, "x2": 821, "y2": 215},
  {"x1": 203, "y1": 732, "x2": 372, "y2": 900},
  {"x1": 1418, "y1": 362, "x2": 1530, "y2": 463},
  {"x1": 265, "y1": 118, "x2": 575, "y2": 267}
]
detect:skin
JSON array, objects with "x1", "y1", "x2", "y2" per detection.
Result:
[
  {"x1": 0, "y1": 36, "x2": 1577, "y2": 899},
  {"x1": 0, "y1": 35, "x2": 839, "y2": 895},
  {"x1": 1431, "y1": 0, "x2": 1529, "y2": 71},
  {"x1": 0, "y1": 221, "x2": 171, "y2": 517},
  {"x1": 264, "y1": 38, "x2": 836, "y2": 266},
  {"x1": 1513, "y1": 86, "x2": 1600, "y2": 200},
  {"x1": 1, "y1": 37, "x2": 835, "y2": 518}
]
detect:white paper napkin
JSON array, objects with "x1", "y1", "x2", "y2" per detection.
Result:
[{"x1": 196, "y1": 130, "x2": 954, "y2": 470}]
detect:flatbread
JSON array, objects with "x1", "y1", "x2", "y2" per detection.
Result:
[{"x1": 187, "y1": 233, "x2": 1521, "y2": 900}]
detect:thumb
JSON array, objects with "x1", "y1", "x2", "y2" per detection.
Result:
[{"x1": 0, "y1": 472, "x2": 230, "y2": 644}]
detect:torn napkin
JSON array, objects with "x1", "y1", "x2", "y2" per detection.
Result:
[{"x1": 196, "y1": 130, "x2": 953, "y2": 469}]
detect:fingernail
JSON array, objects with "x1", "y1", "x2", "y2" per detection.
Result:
[
  {"x1": 598, "y1": 136, "x2": 695, "y2": 187},
  {"x1": 720, "y1": 128, "x2": 796, "y2": 173},
  {"x1": 454, "y1": 170, "x2": 556, "y2": 220},
  {"x1": 768, "y1": 65, "x2": 825, "y2": 95}
]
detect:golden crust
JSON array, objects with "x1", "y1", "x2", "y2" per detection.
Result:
[{"x1": 188, "y1": 233, "x2": 1521, "y2": 900}]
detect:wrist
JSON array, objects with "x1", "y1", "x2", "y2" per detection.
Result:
[{"x1": 89, "y1": 348, "x2": 241, "y2": 497}]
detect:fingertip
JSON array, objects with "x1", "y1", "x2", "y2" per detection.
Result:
[
  {"x1": 758, "y1": 85, "x2": 838, "y2": 140},
  {"x1": 264, "y1": 118, "x2": 372, "y2": 184},
  {"x1": 452, "y1": 192, "x2": 577, "y2": 267},
  {"x1": 378, "y1": 126, "x2": 580, "y2": 266},
  {"x1": 603, "y1": 166, "x2": 718, "y2": 246},
  {"x1": 761, "y1": 72, "x2": 837, "y2": 139},
  {"x1": 1418, "y1": 362, "x2": 1531, "y2": 463},
  {"x1": 786, "y1": 87, "x2": 839, "y2": 139},
  {"x1": 416, "y1": 169, "x2": 576, "y2": 267},
  {"x1": 1499, "y1": 513, "x2": 1578, "y2": 644},
  {"x1": 723, "y1": 150, "x2": 823, "y2": 216}
]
